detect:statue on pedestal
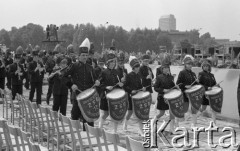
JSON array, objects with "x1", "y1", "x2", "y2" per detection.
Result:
[{"x1": 46, "y1": 24, "x2": 59, "y2": 41}]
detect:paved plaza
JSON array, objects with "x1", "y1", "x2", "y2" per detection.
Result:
[{"x1": 1, "y1": 83, "x2": 240, "y2": 151}]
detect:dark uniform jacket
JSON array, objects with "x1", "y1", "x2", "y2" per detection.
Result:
[
  {"x1": 63, "y1": 61, "x2": 97, "y2": 91},
  {"x1": 28, "y1": 61, "x2": 45, "y2": 83},
  {"x1": 156, "y1": 66, "x2": 163, "y2": 77},
  {"x1": 176, "y1": 69, "x2": 198, "y2": 92},
  {"x1": 0, "y1": 60, "x2": 5, "y2": 79},
  {"x1": 198, "y1": 71, "x2": 216, "y2": 90},
  {"x1": 100, "y1": 68, "x2": 122, "y2": 94},
  {"x1": 9, "y1": 63, "x2": 25, "y2": 85},
  {"x1": 94, "y1": 66, "x2": 104, "y2": 80},
  {"x1": 154, "y1": 74, "x2": 175, "y2": 98},
  {"x1": 116, "y1": 66, "x2": 128, "y2": 81},
  {"x1": 124, "y1": 71, "x2": 143, "y2": 95},
  {"x1": 139, "y1": 65, "x2": 154, "y2": 93},
  {"x1": 4, "y1": 57, "x2": 13, "y2": 72},
  {"x1": 45, "y1": 56, "x2": 55, "y2": 74},
  {"x1": 49, "y1": 67, "x2": 72, "y2": 95}
]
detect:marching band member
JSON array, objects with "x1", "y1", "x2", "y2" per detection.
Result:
[
  {"x1": 48, "y1": 57, "x2": 71, "y2": 116},
  {"x1": 139, "y1": 54, "x2": 154, "y2": 94},
  {"x1": 28, "y1": 49, "x2": 45, "y2": 105},
  {"x1": 123, "y1": 58, "x2": 146, "y2": 135},
  {"x1": 0, "y1": 52, "x2": 6, "y2": 90},
  {"x1": 9, "y1": 50, "x2": 25, "y2": 100},
  {"x1": 153, "y1": 63, "x2": 178, "y2": 134},
  {"x1": 61, "y1": 38, "x2": 100, "y2": 131},
  {"x1": 94, "y1": 57, "x2": 105, "y2": 79},
  {"x1": 176, "y1": 56, "x2": 199, "y2": 127},
  {"x1": 116, "y1": 52, "x2": 128, "y2": 83},
  {"x1": 99, "y1": 53, "x2": 124, "y2": 133},
  {"x1": 45, "y1": 51, "x2": 56, "y2": 105},
  {"x1": 198, "y1": 59, "x2": 218, "y2": 124},
  {"x1": 4, "y1": 48, "x2": 13, "y2": 90}
]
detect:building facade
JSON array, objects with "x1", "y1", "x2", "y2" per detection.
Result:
[{"x1": 159, "y1": 14, "x2": 176, "y2": 31}]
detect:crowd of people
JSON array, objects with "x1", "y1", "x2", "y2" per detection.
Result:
[{"x1": 0, "y1": 37, "x2": 234, "y2": 138}]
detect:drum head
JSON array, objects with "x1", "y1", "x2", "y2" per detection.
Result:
[
  {"x1": 205, "y1": 87, "x2": 222, "y2": 95},
  {"x1": 132, "y1": 91, "x2": 150, "y2": 99},
  {"x1": 185, "y1": 85, "x2": 202, "y2": 93},
  {"x1": 164, "y1": 89, "x2": 182, "y2": 100},
  {"x1": 106, "y1": 89, "x2": 125, "y2": 99},
  {"x1": 77, "y1": 88, "x2": 95, "y2": 100}
]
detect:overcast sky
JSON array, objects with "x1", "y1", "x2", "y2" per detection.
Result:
[{"x1": 1, "y1": 0, "x2": 240, "y2": 40}]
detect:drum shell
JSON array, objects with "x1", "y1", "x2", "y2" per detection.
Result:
[
  {"x1": 106, "y1": 89, "x2": 128, "y2": 122},
  {"x1": 76, "y1": 88, "x2": 100, "y2": 122},
  {"x1": 132, "y1": 91, "x2": 152, "y2": 120}
]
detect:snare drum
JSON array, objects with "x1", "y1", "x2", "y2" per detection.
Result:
[
  {"x1": 77, "y1": 88, "x2": 100, "y2": 122},
  {"x1": 205, "y1": 86, "x2": 222, "y2": 96},
  {"x1": 205, "y1": 86, "x2": 223, "y2": 113},
  {"x1": 132, "y1": 91, "x2": 152, "y2": 120},
  {"x1": 185, "y1": 85, "x2": 205, "y2": 111},
  {"x1": 106, "y1": 89, "x2": 128, "y2": 121},
  {"x1": 164, "y1": 89, "x2": 182, "y2": 100},
  {"x1": 164, "y1": 89, "x2": 187, "y2": 118}
]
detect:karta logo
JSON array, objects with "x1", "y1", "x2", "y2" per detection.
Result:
[{"x1": 142, "y1": 120, "x2": 240, "y2": 150}]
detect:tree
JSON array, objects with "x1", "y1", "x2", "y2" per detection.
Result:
[
  {"x1": 199, "y1": 32, "x2": 217, "y2": 53},
  {"x1": 156, "y1": 33, "x2": 173, "y2": 52},
  {"x1": 0, "y1": 29, "x2": 11, "y2": 47},
  {"x1": 188, "y1": 29, "x2": 200, "y2": 44},
  {"x1": 58, "y1": 24, "x2": 75, "y2": 46}
]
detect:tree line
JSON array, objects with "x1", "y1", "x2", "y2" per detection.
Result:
[{"x1": 0, "y1": 23, "x2": 216, "y2": 54}]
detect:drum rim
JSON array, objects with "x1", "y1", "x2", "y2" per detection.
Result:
[
  {"x1": 164, "y1": 90, "x2": 182, "y2": 100},
  {"x1": 205, "y1": 87, "x2": 222, "y2": 96},
  {"x1": 106, "y1": 88, "x2": 126, "y2": 99},
  {"x1": 185, "y1": 85, "x2": 203, "y2": 93},
  {"x1": 77, "y1": 88, "x2": 96, "y2": 101},
  {"x1": 132, "y1": 91, "x2": 150, "y2": 99}
]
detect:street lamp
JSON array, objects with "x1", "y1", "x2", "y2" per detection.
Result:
[{"x1": 102, "y1": 22, "x2": 108, "y2": 51}]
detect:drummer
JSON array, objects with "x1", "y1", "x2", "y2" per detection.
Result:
[
  {"x1": 153, "y1": 63, "x2": 178, "y2": 134},
  {"x1": 176, "y1": 56, "x2": 199, "y2": 127},
  {"x1": 123, "y1": 58, "x2": 146, "y2": 135},
  {"x1": 61, "y1": 38, "x2": 100, "y2": 131},
  {"x1": 198, "y1": 59, "x2": 218, "y2": 124},
  {"x1": 116, "y1": 52, "x2": 128, "y2": 83},
  {"x1": 139, "y1": 54, "x2": 154, "y2": 94},
  {"x1": 99, "y1": 52, "x2": 124, "y2": 133}
]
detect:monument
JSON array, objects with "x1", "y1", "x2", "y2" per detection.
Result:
[{"x1": 42, "y1": 24, "x2": 65, "y2": 53}]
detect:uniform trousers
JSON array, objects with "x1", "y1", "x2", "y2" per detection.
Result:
[
  {"x1": 6, "y1": 73, "x2": 11, "y2": 89},
  {"x1": 46, "y1": 82, "x2": 53, "y2": 104},
  {"x1": 12, "y1": 85, "x2": 23, "y2": 100},
  {"x1": 71, "y1": 92, "x2": 94, "y2": 131},
  {"x1": 52, "y1": 94, "x2": 68, "y2": 116},
  {"x1": 46, "y1": 72, "x2": 53, "y2": 104},
  {"x1": 29, "y1": 82, "x2": 42, "y2": 105},
  {"x1": 0, "y1": 78, "x2": 5, "y2": 89}
]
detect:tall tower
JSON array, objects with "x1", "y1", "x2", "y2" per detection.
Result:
[{"x1": 159, "y1": 14, "x2": 176, "y2": 31}]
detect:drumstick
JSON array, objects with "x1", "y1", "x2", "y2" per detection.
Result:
[
  {"x1": 190, "y1": 76, "x2": 200, "y2": 87},
  {"x1": 169, "y1": 83, "x2": 182, "y2": 91},
  {"x1": 76, "y1": 89, "x2": 82, "y2": 93},
  {"x1": 214, "y1": 80, "x2": 223, "y2": 87},
  {"x1": 117, "y1": 75, "x2": 120, "y2": 82}
]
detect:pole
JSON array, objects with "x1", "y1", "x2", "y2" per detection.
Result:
[{"x1": 103, "y1": 30, "x2": 105, "y2": 51}]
